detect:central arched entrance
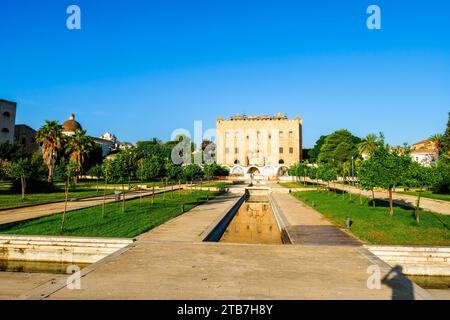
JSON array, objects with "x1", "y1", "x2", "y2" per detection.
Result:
[{"x1": 247, "y1": 167, "x2": 260, "y2": 175}]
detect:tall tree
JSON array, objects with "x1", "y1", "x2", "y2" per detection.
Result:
[
  {"x1": 429, "y1": 133, "x2": 444, "y2": 155},
  {"x1": 36, "y1": 121, "x2": 64, "y2": 182},
  {"x1": 359, "y1": 145, "x2": 410, "y2": 216},
  {"x1": 441, "y1": 112, "x2": 450, "y2": 155},
  {"x1": 405, "y1": 162, "x2": 440, "y2": 223},
  {"x1": 65, "y1": 129, "x2": 94, "y2": 178},
  {"x1": 308, "y1": 135, "x2": 328, "y2": 163},
  {"x1": 358, "y1": 133, "x2": 381, "y2": 157},
  {"x1": 8, "y1": 158, "x2": 32, "y2": 200}
]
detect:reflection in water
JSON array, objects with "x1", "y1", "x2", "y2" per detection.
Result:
[
  {"x1": 0, "y1": 259, "x2": 88, "y2": 274},
  {"x1": 220, "y1": 197, "x2": 282, "y2": 244}
]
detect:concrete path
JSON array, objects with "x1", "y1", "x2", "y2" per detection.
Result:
[
  {"x1": 7, "y1": 190, "x2": 430, "y2": 300},
  {"x1": 286, "y1": 180, "x2": 450, "y2": 216},
  {"x1": 0, "y1": 187, "x2": 179, "y2": 226},
  {"x1": 271, "y1": 192, "x2": 361, "y2": 246},
  {"x1": 139, "y1": 193, "x2": 243, "y2": 242}
]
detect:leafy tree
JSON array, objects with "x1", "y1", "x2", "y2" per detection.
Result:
[
  {"x1": 359, "y1": 145, "x2": 410, "y2": 216},
  {"x1": 441, "y1": 112, "x2": 450, "y2": 155},
  {"x1": 203, "y1": 163, "x2": 229, "y2": 179},
  {"x1": 136, "y1": 156, "x2": 165, "y2": 182},
  {"x1": 107, "y1": 151, "x2": 136, "y2": 212},
  {"x1": 405, "y1": 162, "x2": 440, "y2": 223},
  {"x1": 317, "y1": 130, "x2": 361, "y2": 175},
  {"x1": 358, "y1": 133, "x2": 382, "y2": 157},
  {"x1": 317, "y1": 164, "x2": 337, "y2": 190},
  {"x1": 88, "y1": 164, "x2": 103, "y2": 192},
  {"x1": 183, "y1": 164, "x2": 204, "y2": 181},
  {"x1": 65, "y1": 129, "x2": 94, "y2": 178},
  {"x1": 0, "y1": 142, "x2": 27, "y2": 161},
  {"x1": 60, "y1": 161, "x2": 79, "y2": 234},
  {"x1": 307, "y1": 166, "x2": 318, "y2": 182},
  {"x1": 288, "y1": 162, "x2": 309, "y2": 185},
  {"x1": 36, "y1": 120, "x2": 64, "y2": 182},
  {"x1": 8, "y1": 158, "x2": 32, "y2": 200},
  {"x1": 165, "y1": 161, "x2": 184, "y2": 182},
  {"x1": 358, "y1": 158, "x2": 378, "y2": 207},
  {"x1": 308, "y1": 135, "x2": 327, "y2": 162}
]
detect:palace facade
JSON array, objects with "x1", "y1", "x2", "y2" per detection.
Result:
[{"x1": 216, "y1": 113, "x2": 302, "y2": 179}]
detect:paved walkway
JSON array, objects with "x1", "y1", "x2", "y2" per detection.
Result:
[
  {"x1": 271, "y1": 192, "x2": 361, "y2": 246},
  {"x1": 0, "y1": 187, "x2": 179, "y2": 226},
  {"x1": 290, "y1": 179, "x2": 450, "y2": 216},
  {"x1": 4, "y1": 190, "x2": 431, "y2": 300}
]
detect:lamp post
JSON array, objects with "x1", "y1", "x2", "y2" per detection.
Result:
[{"x1": 51, "y1": 151, "x2": 56, "y2": 181}]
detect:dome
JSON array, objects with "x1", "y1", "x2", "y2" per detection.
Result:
[{"x1": 62, "y1": 114, "x2": 82, "y2": 132}]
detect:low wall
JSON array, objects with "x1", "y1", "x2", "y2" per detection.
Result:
[
  {"x1": 0, "y1": 235, "x2": 134, "y2": 264},
  {"x1": 365, "y1": 245, "x2": 450, "y2": 276}
]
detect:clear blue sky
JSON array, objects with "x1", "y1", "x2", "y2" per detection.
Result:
[{"x1": 1, "y1": 0, "x2": 449, "y2": 147}]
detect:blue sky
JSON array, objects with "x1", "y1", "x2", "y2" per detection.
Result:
[{"x1": 1, "y1": 0, "x2": 449, "y2": 147}]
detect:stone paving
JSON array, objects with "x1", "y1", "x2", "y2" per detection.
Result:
[{"x1": 0, "y1": 189, "x2": 437, "y2": 300}]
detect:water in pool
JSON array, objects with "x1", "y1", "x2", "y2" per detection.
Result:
[{"x1": 220, "y1": 196, "x2": 282, "y2": 244}]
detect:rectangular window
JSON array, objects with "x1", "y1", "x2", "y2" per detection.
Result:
[
  {"x1": 225, "y1": 147, "x2": 229, "y2": 154},
  {"x1": 279, "y1": 131, "x2": 284, "y2": 138},
  {"x1": 289, "y1": 131, "x2": 293, "y2": 138},
  {"x1": 235, "y1": 147, "x2": 239, "y2": 154},
  {"x1": 279, "y1": 147, "x2": 284, "y2": 154},
  {"x1": 289, "y1": 147, "x2": 294, "y2": 154}
]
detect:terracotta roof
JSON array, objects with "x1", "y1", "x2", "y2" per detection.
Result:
[{"x1": 61, "y1": 114, "x2": 82, "y2": 132}]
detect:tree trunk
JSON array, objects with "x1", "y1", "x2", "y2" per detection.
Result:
[
  {"x1": 415, "y1": 189, "x2": 422, "y2": 223},
  {"x1": 48, "y1": 164, "x2": 53, "y2": 183},
  {"x1": 102, "y1": 178, "x2": 107, "y2": 218},
  {"x1": 372, "y1": 189, "x2": 376, "y2": 208},
  {"x1": 21, "y1": 177, "x2": 26, "y2": 200},
  {"x1": 388, "y1": 188, "x2": 394, "y2": 216},
  {"x1": 61, "y1": 178, "x2": 69, "y2": 234},
  {"x1": 152, "y1": 182, "x2": 155, "y2": 204},
  {"x1": 122, "y1": 183, "x2": 125, "y2": 213}
]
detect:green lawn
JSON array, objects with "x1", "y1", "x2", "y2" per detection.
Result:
[
  {"x1": 280, "y1": 182, "x2": 320, "y2": 189},
  {"x1": 0, "y1": 188, "x2": 115, "y2": 210},
  {"x1": 199, "y1": 181, "x2": 233, "y2": 188},
  {"x1": 293, "y1": 191, "x2": 450, "y2": 246},
  {"x1": 0, "y1": 189, "x2": 221, "y2": 238},
  {"x1": 399, "y1": 191, "x2": 450, "y2": 202}
]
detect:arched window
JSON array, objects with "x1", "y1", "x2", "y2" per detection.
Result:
[
  {"x1": 2, "y1": 111, "x2": 10, "y2": 117},
  {"x1": 279, "y1": 159, "x2": 284, "y2": 164},
  {"x1": 234, "y1": 159, "x2": 240, "y2": 165},
  {"x1": 1, "y1": 128, "x2": 9, "y2": 133}
]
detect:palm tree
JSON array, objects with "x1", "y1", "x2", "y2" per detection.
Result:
[
  {"x1": 65, "y1": 129, "x2": 94, "y2": 180},
  {"x1": 429, "y1": 133, "x2": 443, "y2": 155},
  {"x1": 36, "y1": 121, "x2": 64, "y2": 182},
  {"x1": 357, "y1": 134, "x2": 379, "y2": 157}
]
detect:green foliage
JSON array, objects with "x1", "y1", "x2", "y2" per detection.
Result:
[
  {"x1": 183, "y1": 164, "x2": 204, "y2": 181},
  {"x1": 359, "y1": 145, "x2": 411, "y2": 191},
  {"x1": 165, "y1": 161, "x2": 184, "y2": 181},
  {"x1": 0, "y1": 190, "x2": 220, "y2": 238},
  {"x1": 0, "y1": 142, "x2": 27, "y2": 162},
  {"x1": 203, "y1": 163, "x2": 229, "y2": 178},
  {"x1": 288, "y1": 162, "x2": 308, "y2": 178},
  {"x1": 8, "y1": 158, "x2": 32, "y2": 180},
  {"x1": 106, "y1": 151, "x2": 136, "y2": 183},
  {"x1": 316, "y1": 164, "x2": 337, "y2": 182},
  {"x1": 441, "y1": 112, "x2": 450, "y2": 154},
  {"x1": 308, "y1": 135, "x2": 327, "y2": 162},
  {"x1": 308, "y1": 166, "x2": 318, "y2": 180},
  {"x1": 432, "y1": 158, "x2": 450, "y2": 194},
  {"x1": 88, "y1": 164, "x2": 103, "y2": 179},
  {"x1": 136, "y1": 156, "x2": 166, "y2": 181},
  {"x1": 295, "y1": 191, "x2": 450, "y2": 246}
]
